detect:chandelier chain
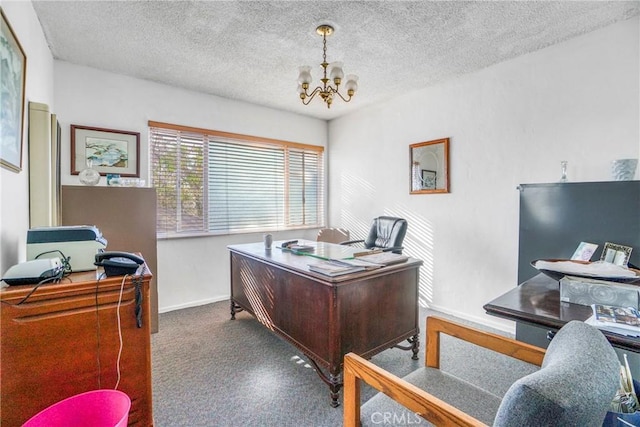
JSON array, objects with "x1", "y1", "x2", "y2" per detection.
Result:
[{"x1": 322, "y1": 33, "x2": 327, "y2": 89}]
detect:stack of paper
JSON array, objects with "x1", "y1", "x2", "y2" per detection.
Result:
[
  {"x1": 308, "y1": 260, "x2": 366, "y2": 277},
  {"x1": 355, "y1": 252, "x2": 409, "y2": 266},
  {"x1": 585, "y1": 304, "x2": 640, "y2": 337}
]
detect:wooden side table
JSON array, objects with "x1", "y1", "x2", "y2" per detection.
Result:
[{"x1": 0, "y1": 266, "x2": 153, "y2": 426}]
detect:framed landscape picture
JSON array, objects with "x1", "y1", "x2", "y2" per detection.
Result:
[
  {"x1": 71, "y1": 125, "x2": 140, "y2": 177},
  {"x1": 0, "y1": 10, "x2": 27, "y2": 172}
]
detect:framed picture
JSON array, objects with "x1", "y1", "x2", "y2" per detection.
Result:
[
  {"x1": 421, "y1": 169, "x2": 437, "y2": 190},
  {"x1": 0, "y1": 10, "x2": 27, "y2": 172},
  {"x1": 71, "y1": 125, "x2": 140, "y2": 177},
  {"x1": 600, "y1": 242, "x2": 633, "y2": 267}
]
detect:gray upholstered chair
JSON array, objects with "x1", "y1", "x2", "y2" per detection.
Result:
[{"x1": 344, "y1": 316, "x2": 620, "y2": 427}]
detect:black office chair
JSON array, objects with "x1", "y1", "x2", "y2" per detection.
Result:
[{"x1": 341, "y1": 216, "x2": 407, "y2": 254}]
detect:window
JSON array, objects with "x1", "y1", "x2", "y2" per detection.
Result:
[{"x1": 149, "y1": 121, "x2": 325, "y2": 237}]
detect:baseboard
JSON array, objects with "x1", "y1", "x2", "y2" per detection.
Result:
[
  {"x1": 160, "y1": 297, "x2": 516, "y2": 335},
  {"x1": 159, "y1": 295, "x2": 230, "y2": 313},
  {"x1": 424, "y1": 302, "x2": 516, "y2": 335}
]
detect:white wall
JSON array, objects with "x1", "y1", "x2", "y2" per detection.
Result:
[
  {"x1": 0, "y1": 1, "x2": 54, "y2": 275},
  {"x1": 53, "y1": 62, "x2": 327, "y2": 311},
  {"x1": 3, "y1": 4, "x2": 637, "y2": 331},
  {"x1": 328, "y1": 17, "x2": 640, "y2": 332}
]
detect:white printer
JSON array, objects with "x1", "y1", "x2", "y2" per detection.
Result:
[{"x1": 27, "y1": 225, "x2": 108, "y2": 272}]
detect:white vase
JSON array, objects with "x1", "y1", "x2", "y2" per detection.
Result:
[
  {"x1": 79, "y1": 160, "x2": 100, "y2": 186},
  {"x1": 611, "y1": 159, "x2": 638, "y2": 181}
]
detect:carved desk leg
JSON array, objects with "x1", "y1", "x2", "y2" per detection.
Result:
[
  {"x1": 328, "y1": 373, "x2": 342, "y2": 408},
  {"x1": 394, "y1": 334, "x2": 420, "y2": 360},
  {"x1": 307, "y1": 358, "x2": 343, "y2": 407},
  {"x1": 230, "y1": 300, "x2": 243, "y2": 320},
  {"x1": 409, "y1": 334, "x2": 419, "y2": 360}
]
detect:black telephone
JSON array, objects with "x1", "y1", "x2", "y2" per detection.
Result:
[
  {"x1": 280, "y1": 240, "x2": 298, "y2": 249},
  {"x1": 95, "y1": 251, "x2": 144, "y2": 277}
]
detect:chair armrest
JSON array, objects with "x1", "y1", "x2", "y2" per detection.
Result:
[
  {"x1": 343, "y1": 316, "x2": 547, "y2": 427},
  {"x1": 339, "y1": 239, "x2": 364, "y2": 246},
  {"x1": 338, "y1": 241, "x2": 404, "y2": 253},
  {"x1": 343, "y1": 352, "x2": 487, "y2": 427},
  {"x1": 425, "y1": 316, "x2": 546, "y2": 369}
]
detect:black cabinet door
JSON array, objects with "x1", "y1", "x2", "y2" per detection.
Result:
[{"x1": 517, "y1": 181, "x2": 640, "y2": 284}]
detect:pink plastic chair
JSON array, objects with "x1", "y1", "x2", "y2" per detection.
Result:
[{"x1": 22, "y1": 389, "x2": 131, "y2": 427}]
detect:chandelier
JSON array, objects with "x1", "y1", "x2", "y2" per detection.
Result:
[{"x1": 297, "y1": 25, "x2": 359, "y2": 109}]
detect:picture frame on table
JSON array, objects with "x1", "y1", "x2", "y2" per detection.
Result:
[
  {"x1": 600, "y1": 242, "x2": 633, "y2": 267},
  {"x1": 0, "y1": 10, "x2": 27, "y2": 172},
  {"x1": 71, "y1": 125, "x2": 140, "y2": 177}
]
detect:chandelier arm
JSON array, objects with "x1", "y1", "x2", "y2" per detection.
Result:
[
  {"x1": 333, "y1": 90, "x2": 353, "y2": 103},
  {"x1": 324, "y1": 85, "x2": 352, "y2": 103},
  {"x1": 302, "y1": 87, "x2": 323, "y2": 105}
]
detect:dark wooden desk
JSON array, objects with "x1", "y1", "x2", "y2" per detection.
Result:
[
  {"x1": 228, "y1": 241, "x2": 422, "y2": 407},
  {"x1": 484, "y1": 274, "x2": 640, "y2": 363}
]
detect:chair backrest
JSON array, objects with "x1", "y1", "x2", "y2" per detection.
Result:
[
  {"x1": 364, "y1": 217, "x2": 407, "y2": 253},
  {"x1": 317, "y1": 228, "x2": 350, "y2": 244},
  {"x1": 493, "y1": 320, "x2": 620, "y2": 427}
]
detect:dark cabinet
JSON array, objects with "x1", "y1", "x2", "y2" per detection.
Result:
[
  {"x1": 61, "y1": 185, "x2": 159, "y2": 332},
  {"x1": 518, "y1": 181, "x2": 640, "y2": 284},
  {"x1": 516, "y1": 180, "x2": 640, "y2": 377}
]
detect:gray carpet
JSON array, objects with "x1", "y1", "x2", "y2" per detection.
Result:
[{"x1": 151, "y1": 300, "x2": 538, "y2": 426}]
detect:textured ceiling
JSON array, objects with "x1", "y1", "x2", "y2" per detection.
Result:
[{"x1": 32, "y1": 1, "x2": 639, "y2": 121}]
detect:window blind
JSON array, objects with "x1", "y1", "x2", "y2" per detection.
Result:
[
  {"x1": 149, "y1": 122, "x2": 325, "y2": 237},
  {"x1": 208, "y1": 140, "x2": 285, "y2": 233}
]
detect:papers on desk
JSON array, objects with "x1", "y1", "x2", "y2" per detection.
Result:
[
  {"x1": 308, "y1": 258, "x2": 382, "y2": 277},
  {"x1": 585, "y1": 304, "x2": 640, "y2": 337},
  {"x1": 355, "y1": 252, "x2": 409, "y2": 266},
  {"x1": 308, "y1": 253, "x2": 410, "y2": 277}
]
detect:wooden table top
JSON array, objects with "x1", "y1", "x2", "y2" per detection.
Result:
[
  {"x1": 1, "y1": 264, "x2": 151, "y2": 302},
  {"x1": 228, "y1": 240, "x2": 422, "y2": 284},
  {"x1": 484, "y1": 273, "x2": 640, "y2": 352}
]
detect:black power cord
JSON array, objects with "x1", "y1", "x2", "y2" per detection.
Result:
[
  {"x1": 35, "y1": 250, "x2": 72, "y2": 277},
  {"x1": 0, "y1": 272, "x2": 65, "y2": 306},
  {"x1": 0, "y1": 250, "x2": 70, "y2": 306},
  {"x1": 0, "y1": 250, "x2": 71, "y2": 307}
]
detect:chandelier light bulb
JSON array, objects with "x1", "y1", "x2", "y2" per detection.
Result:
[
  {"x1": 344, "y1": 75, "x2": 359, "y2": 94},
  {"x1": 297, "y1": 66, "x2": 313, "y2": 86},
  {"x1": 329, "y1": 62, "x2": 344, "y2": 84}
]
